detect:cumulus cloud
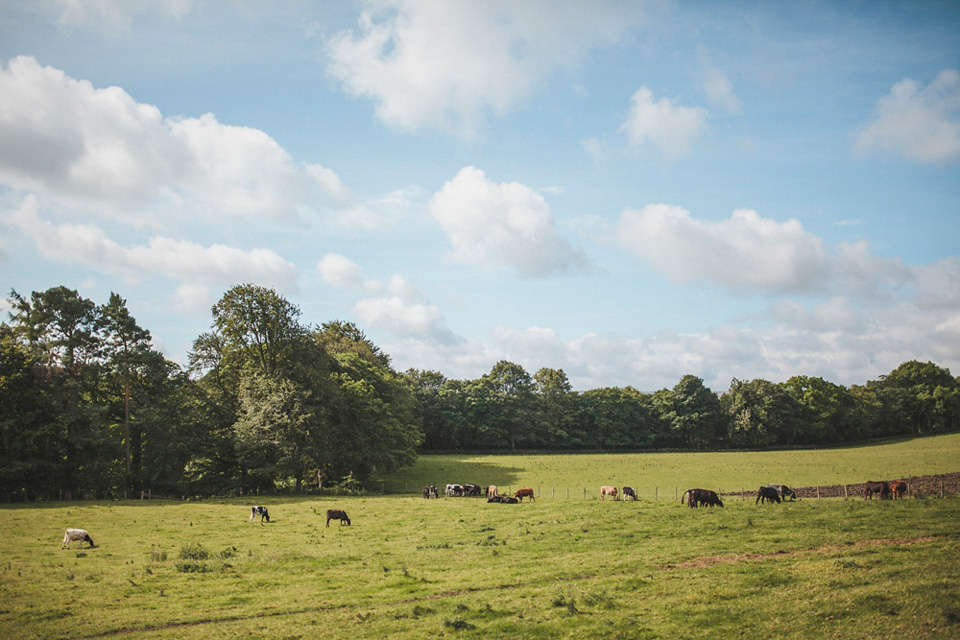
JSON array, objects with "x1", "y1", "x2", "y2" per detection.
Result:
[
  {"x1": 326, "y1": 0, "x2": 641, "y2": 137},
  {"x1": 428, "y1": 166, "x2": 588, "y2": 278},
  {"x1": 318, "y1": 254, "x2": 458, "y2": 344},
  {"x1": 0, "y1": 56, "x2": 349, "y2": 222},
  {"x1": 854, "y1": 69, "x2": 960, "y2": 163},
  {"x1": 4, "y1": 195, "x2": 298, "y2": 291},
  {"x1": 620, "y1": 86, "x2": 708, "y2": 158},
  {"x1": 616, "y1": 204, "x2": 912, "y2": 296}
]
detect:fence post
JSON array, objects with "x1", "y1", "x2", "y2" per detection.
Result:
[
  {"x1": 741, "y1": 487, "x2": 743, "y2": 501},
  {"x1": 566, "y1": 487, "x2": 569, "y2": 499},
  {"x1": 583, "y1": 487, "x2": 587, "y2": 500},
  {"x1": 552, "y1": 487, "x2": 555, "y2": 499},
  {"x1": 655, "y1": 487, "x2": 658, "y2": 501},
  {"x1": 844, "y1": 485, "x2": 848, "y2": 500},
  {"x1": 675, "y1": 487, "x2": 678, "y2": 500},
  {"x1": 816, "y1": 486, "x2": 820, "y2": 501},
  {"x1": 940, "y1": 480, "x2": 944, "y2": 498}
]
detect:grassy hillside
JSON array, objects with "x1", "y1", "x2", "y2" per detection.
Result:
[
  {"x1": 374, "y1": 433, "x2": 960, "y2": 496},
  {"x1": 3, "y1": 496, "x2": 958, "y2": 638}
]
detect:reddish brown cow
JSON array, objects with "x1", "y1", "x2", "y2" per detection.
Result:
[
  {"x1": 326, "y1": 509, "x2": 351, "y2": 526},
  {"x1": 890, "y1": 480, "x2": 907, "y2": 499},
  {"x1": 514, "y1": 488, "x2": 535, "y2": 502},
  {"x1": 600, "y1": 486, "x2": 618, "y2": 501},
  {"x1": 863, "y1": 481, "x2": 891, "y2": 500}
]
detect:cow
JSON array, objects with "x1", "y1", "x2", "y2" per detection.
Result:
[
  {"x1": 514, "y1": 488, "x2": 535, "y2": 502},
  {"x1": 61, "y1": 528, "x2": 95, "y2": 549},
  {"x1": 766, "y1": 484, "x2": 798, "y2": 501},
  {"x1": 422, "y1": 485, "x2": 438, "y2": 499},
  {"x1": 486, "y1": 485, "x2": 499, "y2": 499},
  {"x1": 863, "y1": 481, "x2": 891, "y2": 500},
  {"x1": 890, "y1": 480, "x2": 907, "y2": 499},
  {"x1": 499, "y1": 497, "x2": 519, "y2": 504},
  {"x1": 463, "y1": 484, "x2": 483, "y2": 497},
  {"x1": 682, "y1": 488, "x2": 724, "y2": 508},
  {"x1": 326, "y1": 509, "x2": 351, "y2": 526},
  {"x1": 445, "y1": 484, "x2": 464, "y2": 497},
  {"x1": 755, "y1": 486, "x2": 781, "y2": 504},
  {"x1": 249, "y1": 506, "x2": 270, "y2": 522},
  {"x1": 622, "y1": 487, "x2": 637, "y2": 501},
  {"x1": 487, "y1": 495, "x2": 503, "y2": 503},
  {"x1": 600, "y1": 486, "x2": 618, "y2": 501}
]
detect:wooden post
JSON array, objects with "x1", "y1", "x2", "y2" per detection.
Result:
[
  {"x1": 816, "y1": 486, "x2": 820, "y2": 501},
  {"x1": 741, "y1": 487, "x2": 744, "y2": 501},
  {"x1": 940, "y1": 480, "x2": 944, "y2": 498},
  {"x1": 844, "y1": 485, "x2": 848, "y2": 500},
  {"x1": 655, "y1": 486, "x2": 658, "y2": 501},
  {"x1": 675, "y1": 487, "x2": 678, "y2": 500},
  {"x1": 566, "y1": 487, "x2": 569, "y2": 499}
]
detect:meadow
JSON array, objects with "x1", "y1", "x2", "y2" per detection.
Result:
[{"x1": 3, "y1": 434, "x2": 960, "y2": 639}]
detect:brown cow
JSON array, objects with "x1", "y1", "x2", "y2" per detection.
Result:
[
  {"x1": 889, "y1": 480, "x2": 907, "y2": 499},
  {"x1": 600, "y1": 486, "x2": 618, "y2": 501},
  {"x1": 326, "y1": 509, "x2": 351, "y2": 526},
  {"x1": 514, "y1": 488, "x2": 535, "y2": 502},
  {"x1": 682, "y1": 488, "x2": 723, "y2": 508},
  {"x1": 863, "y1": 481, "x2": 891, "y2": 500}
]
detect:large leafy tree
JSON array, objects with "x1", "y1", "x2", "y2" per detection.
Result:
[
  {"x1": 534, "y1": 367, "x2": 576, "y2": 447},
  {"x1": 657, "y1": 375, "x2": 726, "y2": 450},
  {"x1": 723, "y1": 378, "x2": 805, "y2": 447}
]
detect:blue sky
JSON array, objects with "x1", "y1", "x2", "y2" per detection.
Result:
[{"x1": 1, "y1": 0, "x2": 958, "y2": 391}]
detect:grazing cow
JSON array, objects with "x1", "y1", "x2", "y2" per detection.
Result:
[
  {"x1": 890, "y1": 480, "x2": 907, "y2": 499},
  {"x1": 514, "y1": 488, "x2": 535, "y2": 502},
  {"x1": 445, "y1": 483, "x2": 464, "y2": 497},
  {"x1": 600, "y1": 486, "x2": 618, "y2": 501},
  {"x1": 422, "y1": 485, "x2": 438, "y2": 499},
  {"x1": 766, "y1": 484, "x2": 798, "y2": 501},
  {"x1": 326, "y1": 509, "x2": 351, "y2": 526},
  {"x1": 499, "y1": 497, "x2": 519, "y2": 504},
  {"x1": 622, "y1": 487, "x2": 637, "y2": 501},
  {"x1": 755, "y1": 486, "x2": 781, "y2": 504},
  {"x1": 61, "y1": 528, "x2": 95, "y2": 549},
  {"x1": 249, "y1": 506, "x2": 270, "y2": 522},
  {"x1": 486, "y1": 485, "x2": 499, "y2": 499},
  {"x1": 682, "y1": 488, "x2": 724, "y2": 508},
  {"x1": 463, "y1": 484, "x2": 483, "y2": 497},
  {"x1": 863, "y1": 481, "x2": 891, "y2": 500}
]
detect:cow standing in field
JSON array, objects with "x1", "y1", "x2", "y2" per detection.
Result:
[
  {"x1": 249, "y1": 506, "x2": 270, "y2": 522},
  {"x1": 682, "y1": 488, "x2": 724, "y2": 508},
  {"x1": 61, "y1": 528, "x2": 95, "y2": 549},
  {"x1": 622, "y1": 487, "x2": 637, "y2": 501},
  {"x1": 422, "y1": 485, "x2": 438, "y2": 499},
  {"x1": 890, "y1": 480, "x2": 907, "y2": 499},
  {"x1": 600, "y1": 486, "x2": 618, "y2": 501},
  {"x1": 514, "y1": 488, "x2": 535, "y2": 502},
  {"x1": 445, "y1": 484, "x2": 464, "y2": 497},
  {"x1": 766, "y1": 484, "x2": 798, "y2": 501},
  {"x1": 755, "y1": 486, "x2": 781, "y2": 504},
  {"x1": 486, "y1": 485, "x2": 498, "y2": 499},
  {"x1": 463, "y1": 484, "x2": 483, "y2": 497},
  {"x1": 326, "y1": 509, "x2": 351, "y2": 526},
  {"x1": 863, "y1": 481, "x2": 891, "y2": 500}
]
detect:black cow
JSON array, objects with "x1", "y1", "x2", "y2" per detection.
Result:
[
  {"x1": 463, "y1": 483, "x2": 483, "y2": 497},
  {"x1": 622, "y1": 487, "x2": 638, "y2": 501},
  {"x1": 766, "y1": 484, "x2": 798, "y2": 501},
  {"x1": 755, "y1": 486, "x2": 781, "y2": 504},
  {"x1": 249, "y1": 506, "x2": 270, "y2": 522},
  {"x1": 499, "y1": 497, "x2": 519, "y2": 504},
  {"x1": 682, "y1": 488, "x2": 724, "y2": 508},
  {"x1": 422, "y1": 485, "x2": 438, "y2": 499},
  {"x1": 487, "y1": 496, "x2": 503, "y2": 503},
  {"x1": 326, "y1": 509, "x2": 351, "y2": 526},
  {"x1": 863, "y1": 481, "x2": 891, "y2": 500}
]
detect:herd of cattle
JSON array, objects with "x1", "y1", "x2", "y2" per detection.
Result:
[{"x1": 58, "y1": 479, "x2": 912, "y2": 550}]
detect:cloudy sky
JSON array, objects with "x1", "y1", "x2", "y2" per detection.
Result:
[{"x1": 1, "y1": 0, "x2": 958, "y2": 391}]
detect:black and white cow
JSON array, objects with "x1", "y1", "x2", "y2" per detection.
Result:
[
  {"x1": 249, "y1": 506, "x2": 270, "y2": 522},
  {"x1": 62, "y1": 528, "x2": 95, "y2": 549},
  {"x1": 766, "y1": 484, "x2": 798, "y2": 501}
]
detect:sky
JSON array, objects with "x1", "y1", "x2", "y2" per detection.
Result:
[{"x1": 1, "y1": 0, "x2": 958, "y2": 392}]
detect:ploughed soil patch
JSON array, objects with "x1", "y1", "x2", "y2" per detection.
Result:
[{"x1": 726, "y1": 471, "x2": 960, "y2": 499}]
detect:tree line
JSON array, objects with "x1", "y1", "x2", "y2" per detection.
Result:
[{"x1": 2, "y1": 284, "x2": 958, "y2": 501}]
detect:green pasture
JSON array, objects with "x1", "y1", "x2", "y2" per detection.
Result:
[
  {"x1": 374, "y1": 432, "x2": 960, "y2": 495},
  {"x1": 3, "y1": 495, "x2": 959, "y2": 639}
]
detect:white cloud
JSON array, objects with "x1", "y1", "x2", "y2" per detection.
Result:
[
  {"x1": 317, "y1": 253, "x2": 383, "y2": 293},
  {"x1": 615, "y1": 204, "x2": 912, "y2": 296},
  {"x1": 326, "y1": 0, "x2": 641, "y2": 137},
  {"x1": 0, "y1": 56, "x2": 349, "y2": 223},
  {"x1": 698, "y1": 48, "x2": 741, "y2": 114},
  {"x1": 428, "y1": 166, "x2": 588, "y2": 278},
  {"x1": 854, "y1": 69, "x2": 960, "y2": 163},
  {"x1": 55, "y1": 0, "x2": 195, "y2": 35},
  {"x1": 620, "y1": 86, "x2": 708, "y2": 158},
  {"x1": 4, "y1": 195, "x2": 298, "y2": 291}
]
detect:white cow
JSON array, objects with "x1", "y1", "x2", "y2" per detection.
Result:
[{"x1": 62, "y1": 528, "x2": 95, "y2": 549}]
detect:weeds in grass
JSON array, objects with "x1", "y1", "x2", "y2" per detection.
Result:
[
  {"x1": 178, "y1": 542, "x2": 209, "y2": 560},
  {"x1": 443, "y1": 618, "x2": 475, "y2": 630}
]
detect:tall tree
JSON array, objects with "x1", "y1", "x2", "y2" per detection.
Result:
[{"x1": 483, "y1": 361, "x2": 536, "y2": 450}]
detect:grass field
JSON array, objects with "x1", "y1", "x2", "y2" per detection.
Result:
[
  {"x1": 373, "y1": 432, "x2": 960, "y2": 496},
  {"x1": 3, "y1": 435, "x2": 960, "y2": 639}
]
